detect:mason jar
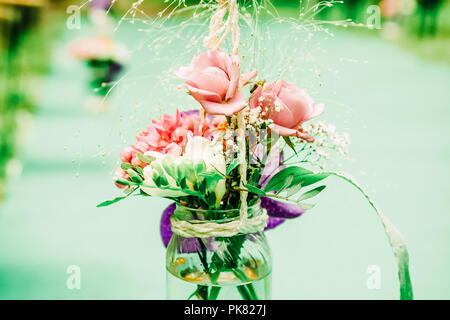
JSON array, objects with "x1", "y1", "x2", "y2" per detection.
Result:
[{"x1": 166, "y1": 202, "x2": 272, "y2": 300}]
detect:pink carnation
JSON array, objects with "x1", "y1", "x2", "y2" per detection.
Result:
[{"x1": 119, "y1": 110, "x2": 223, "y2": 169}]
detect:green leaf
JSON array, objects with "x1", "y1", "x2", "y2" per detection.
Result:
[
  {"x1": 152, "y1": 176, "x2": 162, "y2": 187},
  {"x1": 97, "y1": 187, "x2": 138, "y2": 207},
  {"x1": 151, "y1": 163, "x2": 168, "y2": 186},
  {"x1": 161, "y1": 156, "x2": 178, "y2": 181},
  {"x1": 283, "y1": 136, "x2": 297, "y2": 155},
  {"x1": 126, "y1": 169, "x2": 143, "y2": 184},
  {"x1": 265, "y1": 167, "x2": 330, "y2": 192},
  {"x1": 327, "y1": 172, "x2": 414, "y2": 300},
  {"x1": 120, "y1": 163, "x2": 134, "y2": 171},
  {"x1": 226, "y1": 159, "x2": 239, "y2": 176},
  {"x1": 248, "y1": 168, "x2": 262, "y2": 186},
  {"x1": 96, "y1": 196, "x2": 128, "y2": 207},
  {"x1": 179, "y1": 177, "x2": 188, "y2": 190},
  {"x1": 297, "y1": 202, "x2": 315, "y2": 210},
  {"x1": 298, "y1": 185, "x2": 326, "y2": 201},
  {"x1": 199, "y1": 179, "x2": 207, "y2": 195},
  {"x1": 135, "y1": 166, "x2": 144, "y2": 176},
  {"x1": 176, "y1": 166, "x2": 186, "y2": 184},
  {"x1": 183, "y1": 189, "x2": 202, "y2": 197},
  {"x1": 199, "y1": 172, "x2": 223, "y2": 192},
  {"x1": 244, "y1": 184, "x2": 265, "y2": 195},
  {"x1": 137, "y1": 152, "x2": 154, "y2": 164},
  {"x1": 287, "y1": 183, "x2": 302, "y2": 197},
  {"x1": 299, "y1": 173, "x2": 330, "y2": 188},
  {"x1": 275, "y1": 174, "x2": 294, "y2": 195},
  {"x1": 182, "y1": 159, "x2": 197, "y2": 181},
  {"x1": 195, "y1": 161, "x2": 207, "y2": 174},
  {"x1": 207, "y1": 191, "x2": 216, "y2": 208},
  {"x1": 114, "y1": 179, "x2": 131, "y2": 186}
]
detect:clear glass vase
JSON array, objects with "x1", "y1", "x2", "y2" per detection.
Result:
[{"x1": 166, "y1": 202, "x2": 272, "y2": 300}]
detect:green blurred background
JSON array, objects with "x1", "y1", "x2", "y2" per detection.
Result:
[{"x1": 0, "y1": 0, "x2": 449, "y2": 299}]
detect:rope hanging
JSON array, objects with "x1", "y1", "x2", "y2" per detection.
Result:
[
  {"x1": 204, "y1": 0, "x2": 248, "y2": 224},
  {"x1": 171, "y1": 0, "x2": 252, "y2": 238}
]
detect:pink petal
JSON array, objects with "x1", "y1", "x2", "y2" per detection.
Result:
[
  {"x1": 201, "y1": 90, "x2": 247, "y2": 116},
  {"x1": 241, "y1": 69, "x2": 258, "y2": 86},
  {"x1": 296, "y1": 131, "x2": 314, "y2": 142},
  {"x1": 277, "y1": 89, "x2": 312, "y2": 127},
  {"x1": 305, "y1": 103, "x2": 325, "y2": 121},
  {"x1": 175, "y1": 65, "x2": 194, "y2": 80},
  {"x1": 186, "y1": 68, "x2": 229, "y2": 99},
  {"x1": 249, "y1": 85, "x2": 263, "y2": 109},
  {"x1": 184, "y1": 84, "x2": 222, "y2": 103},
  {"x1": 225, "y1": 55, "x2": 240, "y2": 101},
  {"x1": 269, "y1": 98, "x2": 299, "y2": 128},
  {"x1": 270, "y1": 80, "x2": 284, "y2": 96},
  {"x1": 271, "y1": 124, "x2": 298, "y2": 137},
  {"x1": 204, "y1": 50, "x2": 230, "y2": 72}
]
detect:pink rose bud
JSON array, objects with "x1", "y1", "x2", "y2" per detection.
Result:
[
  {"x1": 114, "y1": 167, "x2": 130, "y2": 189},
  {"x1": 131, "y1": 156, "x2": 146, "y2": 169},
  {"x1": 120, "y1": 146, "x2": 134, "y2": 163}
]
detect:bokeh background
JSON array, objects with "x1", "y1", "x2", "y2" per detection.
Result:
[{"x1": 0, "y1": 0, "x2": 449, "y2": 299}]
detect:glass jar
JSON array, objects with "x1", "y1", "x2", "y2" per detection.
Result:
[{"x1": 166, "y1": 202, "x2": 272, "y2": 300}]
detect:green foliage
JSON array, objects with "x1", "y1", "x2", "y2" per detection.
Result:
[
  {"x1": 120, "y1": 163, "x2": 134, "y2": 171},
  {"x1": 298, "y1": 185, "x2": 326, "y2": 201},
  {"x1": 264, "y1": 166, "x2": 330, "y2": 192},
  {"x1": 244, "y1": 184, "x2": 265, "y2": 195},
  {"x1": 137, "y1": 152, "x2": 155, "y2": 164},
  {"x1": 282, "y1": 136, "x2": 297, "y2": 155},
  {"x1": 96, "y1": 195, "x2": 129, "y2": 207},
  {"x1": 126, "y1": 169, "x2": 143, "y2": 184},
  {"x1": 115, "y1": 179, "x2": 131, "y2": 186},
  {"x1": 96, "y1": 187, "x2": 138, "y2": 207},
  {"x1": 240, "y1": 166, "x2": 329, "y2": 210},
  {"x1": 226, "y1": 159, "x2": 240, "y2": 176}
]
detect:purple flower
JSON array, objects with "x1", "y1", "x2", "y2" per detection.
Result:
[
  {"x1": 90, "y1": 0, "x2": 112, "y2": 10},
  {"x1": 261, "y1": 196, "x2": 305, "y2": 220},
  {"x1": 160, "y1": 203, "x2": 175, "y2": 247},
  {"x1": 180, "y1": 109, "x2": 199, "y2": 117},
  {"x1": 253, "y1": 144, "x2": 284, "y2": 189}
]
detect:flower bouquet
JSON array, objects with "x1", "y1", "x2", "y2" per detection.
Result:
[
  {"x1": 70, "y1": 35, "x2": 126, "y2": 98},
  {"x1": 98, "y1": 0, "x2": 413, "y2": 300}
]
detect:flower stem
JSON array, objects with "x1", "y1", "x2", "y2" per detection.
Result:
[
  {"x1": 236, "y1": 284, "x2": 252, "y2": 300},
  {"x1": 208, "y1": 286, "x2": 221, "y2": 300}
]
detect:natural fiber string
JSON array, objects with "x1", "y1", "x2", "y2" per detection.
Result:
[
  {"x1": 171, "y1": 0, "x2": 253, "y2": 238},
  {"x1": 170, "y1": 208, "x2": 268, "y2": 238},
  {"x1": 228, "y1": 0, "x2": 249, "y2": 224},
  {"x1": 205, "y1": 0, "x2": 248, "y2": 224}
]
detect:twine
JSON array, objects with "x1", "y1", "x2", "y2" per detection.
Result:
[
  {"x1": 228, "y1": 0, "x2": 249, "y2": 225},
  {"x1": 171, "y1": 208, "x2": 268, "y2": 238},
  {"x1": 203, "y1": 0, "x2": 249, "y2": 226}
]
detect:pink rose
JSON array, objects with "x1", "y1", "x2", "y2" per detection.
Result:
[
  {"x1": 176, "y1": 50, "x2": 257, "y2": 116},
  {"x1": 249, "y1": 80, "x2": 325, "y2": 141}
]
